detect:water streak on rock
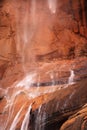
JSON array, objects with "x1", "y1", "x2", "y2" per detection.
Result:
[
  {"x1": 21, "y1": 104, "x2": 32, "y2": 130},
  {"x1": 68, "y1": 70, "x2": 75, "y2": 85},
  {"x1": 10, "y1": 105, "x2": 25, "y2": 130},
  {"x1": 48, "y1": 0, "x2": 57, "y2": 14}
]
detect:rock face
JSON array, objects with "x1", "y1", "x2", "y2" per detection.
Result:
[
  {"x1": 0, "y1": 0, "x2": 87, "y2": 130},
  {"x1": 60, "y1": 105, "x2": 87, "y2": 130},
  {"x1": 0, "y1": 0, "x2": 87, "y2": 63}
]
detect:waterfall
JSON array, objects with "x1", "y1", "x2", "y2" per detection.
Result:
[
  {"x1": 16, "y1": 73, "x2": 36, "y2": 88},
  {"x1": 50, "y1": 73, "x2": 55, "y2": 86},
  {"x1": 68, "y1": 70, "x2": 75, "y2": 85},
  {"x1": 35, "y1": 105, "x2": 46, "y2": 130},
  {"x1": 35, "y1": 105, "x2": 42, "y2": 130},
  {"x1": 3, "y1": 91, "x2": 21, "y2": 130},
  {"x1": 10, "y1": 105, "x2": 24, "y2": 130},
  {"x1": 48, "y1": 0, "x2": 57, "y2": 13},
  {"x1": 21, "y1": 104, "x2": 32, "y2": 130}
]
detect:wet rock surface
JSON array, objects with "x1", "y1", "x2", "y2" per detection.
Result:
[
  {"x1": 29, "y1": 79, "x2": 87, "y2": 130},
  {"x1": 0, "y1": 78, "x2": 87, "y2": 130},
  {"x1": 0, "y1": 0, "x2": 87, "y2": 130}
]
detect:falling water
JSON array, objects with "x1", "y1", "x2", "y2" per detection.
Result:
[
  {"x1": 10, "y1": 105, "x2": 24, "y2": 130},
  {"x1": 21, "y1": 104, "x2": 32, "y2": 130},
  {"x1": 35, "y1": 105, "x2": 42, "y2": 130},
  {"x1": 15, "y1": 0, "x2": 37, "y2": 73},
  {"x1": 35, "y1": 105, "x2": 46, "y2": 130},
  {"x1": 16, "y1": 73, "x2": 36, "y2": 88},
  {"x1": 3, "y1": 90, "x2": 26, "y2": 130},
  {"x1": 0, "y1": 1, "x2": 73, "y2": 130},
  {"x1": 50, "y1": 72, "x2": 55, "y2": 86},
  {"x1": 48, "y1": 0, "x2": 57, "y2": 13},
  {"x1": 68, "y1": 70, "x2": 75, "y2": 85}
]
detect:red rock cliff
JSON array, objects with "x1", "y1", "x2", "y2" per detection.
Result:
[
  {"x1": 0, "y1": 0, "x2": 87, "y2": 130},
  {"x1": 0, "y1": 0, "x2": 87, "y2": 64}
]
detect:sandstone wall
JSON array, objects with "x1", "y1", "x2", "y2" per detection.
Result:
[{"x1": 0, "y1": 0, "x2": 87, "y2": 64}]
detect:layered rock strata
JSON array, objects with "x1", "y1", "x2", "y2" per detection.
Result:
[{"x1": 0, "y1": 0, "x2": 87, "y2": 130}]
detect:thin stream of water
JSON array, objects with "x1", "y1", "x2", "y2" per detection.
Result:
[
  {"x1": 10, "y1": 105, "x2": 25, "y2": 130},
  {"x1": 68, "y1": 70, "x2": 75, "y2": 85},
  {"x1": 48, "y1": 0, "x2": 57, "y2": 13},
  {"x1": 21, "y1": 104, "x2": 32, "y2": 130}
]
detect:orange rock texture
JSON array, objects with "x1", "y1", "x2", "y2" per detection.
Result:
[
  {"x1": 0, "y1": 0, "x2": 87, "y2": 64},
  {"x1": 0, "y1": 0, "x2": 87, "y2": 130}
]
